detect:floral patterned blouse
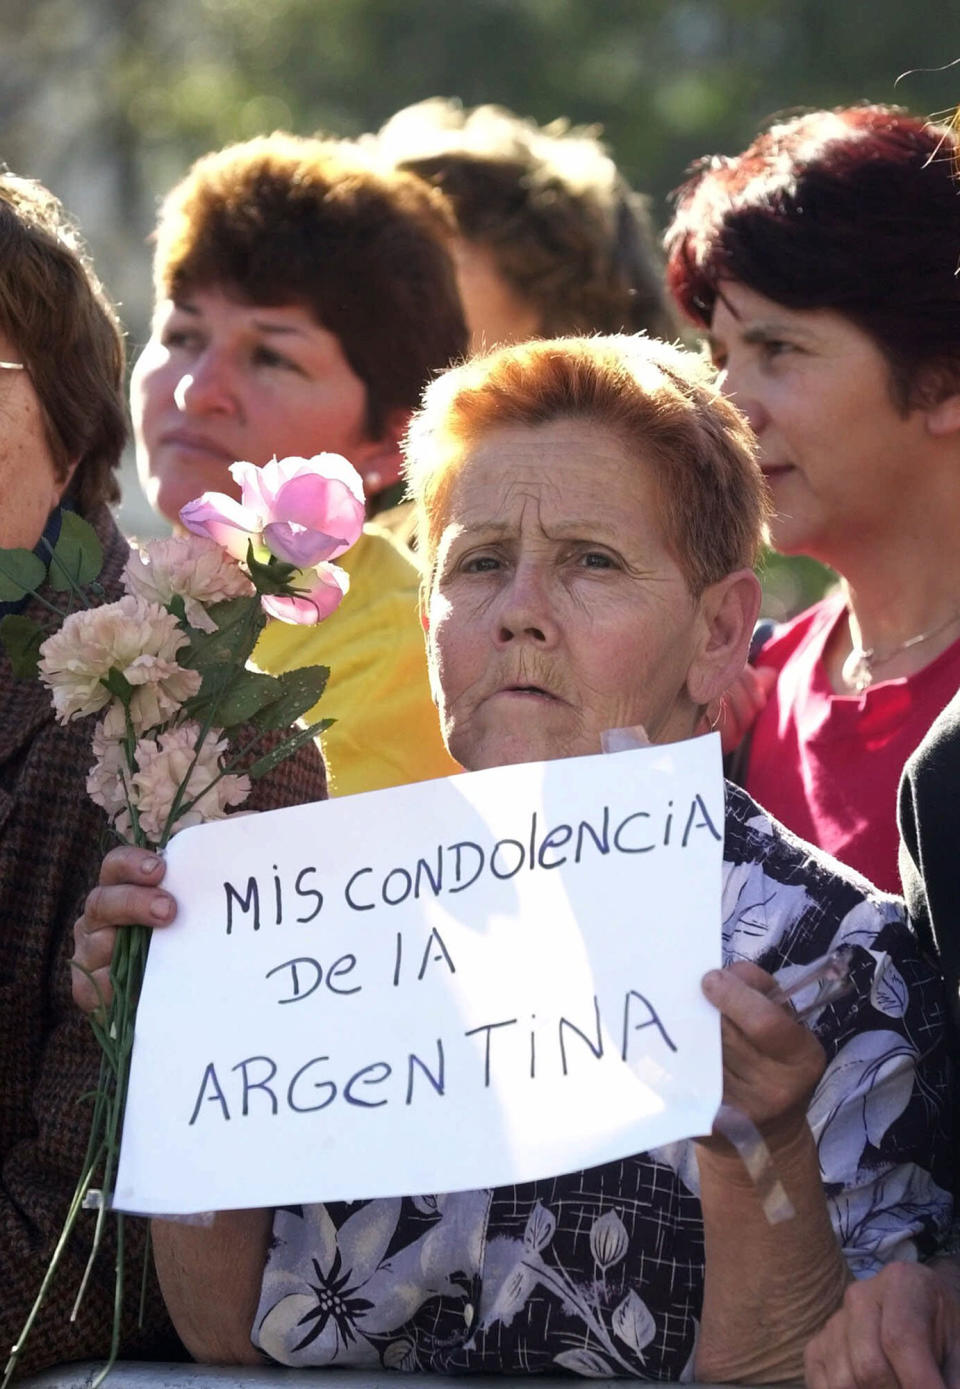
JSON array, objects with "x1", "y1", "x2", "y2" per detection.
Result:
[{"x1": 252, "y1": 784, "x2": 953, "y2": 1380}]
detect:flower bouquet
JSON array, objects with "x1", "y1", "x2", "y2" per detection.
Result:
[{"x1": 0, "y1": 454, "x2": 365, "y2": 1387}]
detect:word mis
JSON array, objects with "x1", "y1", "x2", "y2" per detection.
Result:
[{"x1": 221, "y1": 795, "x2": 720, "y2": 932}]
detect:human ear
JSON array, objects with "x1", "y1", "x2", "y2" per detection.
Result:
[
  {"x1": 685, "y1": 568, "x2": 762, "y2": 707},
  {"x1": 54, "y1": 458, "x2": 81, "y2": 505},
  {"x1": 924, "y1": 390, "x2": 960, "y2": 438},
  {"x1": 352, "y1": 407, "x2": 411, "y2": 496}
]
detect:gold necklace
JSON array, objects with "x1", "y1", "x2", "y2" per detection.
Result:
[{"x1": 842, "y1": 610, "x2": 960, "y2": 692}]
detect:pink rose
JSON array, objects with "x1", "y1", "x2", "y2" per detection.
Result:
[
  {"x1": 180, "y1": 454, "x2": 365, "y2": 569},
  {"x1": 176, "y1": 494, "x2": 256, "y2": 563},
  {"x1": 260, "y1": 562, "x2": 350, "y2": 626}
]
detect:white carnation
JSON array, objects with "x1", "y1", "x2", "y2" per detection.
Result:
[
  {"x1": 122, "y1": 535, "x2": 254, "y2": 633},
  {"x1": 38, "y1": 595, "x2": 201, "y2": 728},
  {"x1": 130, "y1": 723, "x2": 251, "y2": 841}
]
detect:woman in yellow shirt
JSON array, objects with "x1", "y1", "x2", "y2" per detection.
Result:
[{"x1": 130, "y1": 133, "x2": 467, "y2": 793}]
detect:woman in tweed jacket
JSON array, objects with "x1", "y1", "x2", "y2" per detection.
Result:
[{"x1": 0, "y1": 172, "x2": 327, "y2": 1378}]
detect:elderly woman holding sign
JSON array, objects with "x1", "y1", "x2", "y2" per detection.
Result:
[{"x1": 73, "y1": 336, "x2": 950, "y2": 1383}]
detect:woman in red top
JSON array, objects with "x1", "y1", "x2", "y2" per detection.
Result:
[{"x1": 665, "y1": 105, "x2": 960, "y2": 893}]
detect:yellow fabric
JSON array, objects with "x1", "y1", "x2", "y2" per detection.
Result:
[{"x1": 253, "y1": 524, "x2": 459, "y2": 797}]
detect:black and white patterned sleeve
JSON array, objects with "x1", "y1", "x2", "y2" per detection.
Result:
[{"x1": 723, "y1": 786, "x2": 954, "y2": 1277}]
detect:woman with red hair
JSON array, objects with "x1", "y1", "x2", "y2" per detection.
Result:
[{"x1": 665, "y1": 105, "x2": 960, "y2": 894}]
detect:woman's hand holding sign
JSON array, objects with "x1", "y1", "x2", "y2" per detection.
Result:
[
  {"x1": 702, "y1": 960, "x2": 827, "y2": 1141},
  {"x1": 695, "y1": 961, "x2": 848, "y2": 1383}
]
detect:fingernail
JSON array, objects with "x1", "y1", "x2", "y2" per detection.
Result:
[
  {"x1": 150, "y1": 895, "x2": 174, "y2": 921},
  {"x1": 140, "y1": 855, "x2": 161, "y2": 875},
  {"x1": 702, "y1": 970, "x2": 722, "y2": 993}
]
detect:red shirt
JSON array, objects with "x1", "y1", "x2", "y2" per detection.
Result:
[{"x1": 745, "y1": 592, "x2": 960, "y2": 893}]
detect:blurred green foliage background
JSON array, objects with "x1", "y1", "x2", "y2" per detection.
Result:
[{"x1": 4, "y1": 0, "x2": 960, "y2": 606}]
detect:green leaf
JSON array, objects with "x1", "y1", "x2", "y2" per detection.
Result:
[
  {"x1": 253, "y1": 664, "x2": 330, "y2": 730},
  {"x1": 246, "y1": 717, "x2": 332, "y2": 781},
  {"x1": 44, "y1": 511, "x2": 103, "y2": 591},
  {"x1": 183, "y1": 605, "x2": 266, "y2": 672},
  {"x1": 184, "y1": 661, "x2": 233, "y2": 703},
  {"x1": 168, "y1": 592, "x2": 188, "y2": 625},
  {"x1": 0, "y1": 547, "x2": 47, "y2": 602},
  {"x1": 206, "y1": 594, "x2": 255, "y2": 630},
  {"x1": 191, "y1": 669, "x2": 282, "y2": 728},
  {"x1": 0, "y1": 613, "x2": 45, "y2": 677},
  {"x1": 101, "y1": 667, "x2": 134, "y2": 702}
]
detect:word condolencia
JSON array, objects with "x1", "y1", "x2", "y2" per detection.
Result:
[{"x1": 223, "y1": 793, "x2": 721, "y2": 932}]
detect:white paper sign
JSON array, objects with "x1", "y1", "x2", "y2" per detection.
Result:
[{"x1": 115, "y1": 735, "x2": 725, "y2": 1215}]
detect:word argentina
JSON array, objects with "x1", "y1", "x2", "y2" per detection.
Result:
[{"x1": 188, "y1": 985, "x2": 678, "y2": 1126}]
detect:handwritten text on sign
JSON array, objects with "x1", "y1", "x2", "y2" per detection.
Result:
[{"x1": 115, "y1": 736, "x2": 725, "y2": 1215}]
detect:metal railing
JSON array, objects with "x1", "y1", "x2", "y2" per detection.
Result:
[{"x1": 19, "y1": 1364, "x2": 785, "y2": 1388}]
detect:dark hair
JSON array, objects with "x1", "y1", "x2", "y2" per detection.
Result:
[
  {"x1": 153, "y1": 133, "x2": 468, "y2": 436},
  {"x1": 665, "y1": 105, "x2": 960, "y2": 408},
  {"x1": 0, "y1": 172, "x2": 125, "y2": 513},
  {"x1": 380, "y1": 99, "x2": 676, "y2": 340}
]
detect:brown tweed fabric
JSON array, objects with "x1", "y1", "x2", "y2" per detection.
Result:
[{"x1": 0, "y1": 506, "x2": 328, "y2": 1378}]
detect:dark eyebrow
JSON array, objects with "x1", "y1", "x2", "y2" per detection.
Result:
[
  {"x1": 250, "y1": 320, "x2": 308, "y2": 338},
  {"x1": 168, "y1": 301, "x2": 308, "y2": 339},
  {"x1": 741, "y1": 322, "x2": 818, "y2": 346},
  {"x1": 707, "y1": 322, "x2": 818, "y2": 358}
]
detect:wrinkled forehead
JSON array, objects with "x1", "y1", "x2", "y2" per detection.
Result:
[{"x1": 423, "y1": 417, "x2": 672, "y2": 570}]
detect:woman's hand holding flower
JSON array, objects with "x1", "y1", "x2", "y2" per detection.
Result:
[
  {"x1": 1, "y1": 455, "x2": 358, "y2": 1387},
  {"x1": 72, "y1": 847, "x2": 175, "y2": 1015}
]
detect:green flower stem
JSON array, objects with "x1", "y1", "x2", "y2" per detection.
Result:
[
  {"x1": 40, "y1": 547, "x2": 93, "y2": 611},
  {"x1": 0, "y1": 581, "x2": 64, "y2": 619},
  {"x1": 69, "y1": 920, "x2": 147, "y2": 1315},
  {"x1": 137, "y1": 1225, "x2": 152, "y2": 1327},
  {"x1": 172, "y1": 714, "x2": 327, "y2": 823},
  {"x1": 2, "y1": 907, "x2": 152, "y2": 1383},
  {"x1": 159, "y1": 602, "x2": 263, "y2": 844},
  {"x1": 89, "y1": 1214, "x2": 125, "y2": 1389}
]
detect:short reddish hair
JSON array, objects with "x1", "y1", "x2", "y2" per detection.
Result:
[
  {"x1": 665, "y1": 106, "x2": 960, "y2": 408},
  {"x1": 404, "y1": 335, "x2": 767, "y2": 595},
  {"x1": 153, "y1": 134, "x2": 468, "y2": 435}
]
